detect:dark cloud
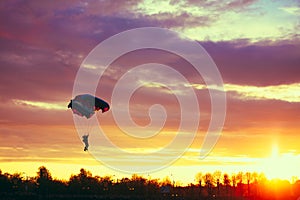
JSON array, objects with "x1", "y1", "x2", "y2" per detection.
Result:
[
  {"x1": 0, "y1": 1, "x2": 153, "y2": 103},
  {"x1": 225, "y1": 0, "x2": 258, "y2": 10},
  {"x1": 0, "y1": 0, "x2": 299, "y2": 138},
  {"x1": 185, "y1": 0, "x2": 259, "y2": 12},
  {"x1": 144, "y1": 11, "x2": 215, "y2": 28},
  {"x1": 202, "y1": 41, "x2": 300, "y2": 86},
  {"x1": 224, "y1": 96, "x2": 300, "y2": 132},
  {"x1": 0, "y1": 38, "x2": 77, "y2": 102}
]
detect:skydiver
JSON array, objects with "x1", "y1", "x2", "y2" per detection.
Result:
[{"x1": 82, "y1": 134, "x2": 89, "y2": 151}]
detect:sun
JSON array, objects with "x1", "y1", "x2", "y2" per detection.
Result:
[{"x1": 260, "y1": 144, "x2": 300, "y2": 181}]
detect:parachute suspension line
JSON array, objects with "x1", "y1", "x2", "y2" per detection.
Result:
[
  {"x1": 85, "y1": 111, "x2": 99, "y2": 135},
  {"x1": 95, "y1": 110, "x2": 101, "y2": 133},
  {"x1": 87, "y1": 111, "x2": 100, "y2": 135},
  {"x1": 77, "y1": 116, "x2": 88, "y2": 136},
  {"x1": 86, "y1": 116, "x2": 93, "y2": 135}
]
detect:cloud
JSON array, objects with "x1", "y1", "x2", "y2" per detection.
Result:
[
  {"x1": 1, "y1": 0, "x2": 299, "y2": 44},
  {"x1": 225, "y1": 0, "x2": 259, "y2": 10},
  {"x1": 225, "y1": 83, "x2": 300, "y2": 103},
  {"x1": 12, "y1": 99, "x2": 66, "y2": 110},
  {"x1": 191, "y1": 82, "x2": 300, "y2": 103},
  {"x1": 0, "y1": 38, "x2": 78, "y2": 102},
  {"x1": 143, "y1": 11, "x2": 214, "y2": 28},
  {"x1": 134, "y1": 0, "x2": 298, "y2": 42},
  {"x1": 134, "y1": 0, "x2": 220, "y2": 30},
  {"x1": 202, "y1": 41, "x2": 300, "y2": 86},
  {"x1": 280, "y1": 6, "x2": 300, "y2": 15},
  {"x1": 188, "y1": 82, "x2": 300, "y2": 134},
  {"x1": 0, "y1": 0, "x2": 299, "y2": 177}
]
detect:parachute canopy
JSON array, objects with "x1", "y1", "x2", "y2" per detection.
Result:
[{"x1": 68, "y1": 94, "x2": 110, "y2": 118}]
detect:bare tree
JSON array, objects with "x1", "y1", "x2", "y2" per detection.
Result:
[
  {"x1": 203, "y1": 173, "x2": 214, "y2": 197},
  {"x1": 245, "y1": 172, "x2": 251, "y2": 197},
  {"x1": 223, "y1": 173, "x2": 231, "y2": 196},
  {"x1": 195, "y1": 172, "x2": 203, "y2": 198},
  {"x1": 236, "y1": 172, "x2": 243, "y2": 197},
  {"x1": 252, "y1": 172, "x2": 258, "y2": 197},
  {"x1": 213, "y1": 171, "x2": 222, "y2": 196},
  {"x1": 231, "y1": 174, "x2": 236, "y2": 187},
  {"x1": 195, "y1": 172, "x2": 203, "y2": 187}
]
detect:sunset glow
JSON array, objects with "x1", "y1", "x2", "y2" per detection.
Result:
[
  {"x1": 258, "y1": 144, "x2": 300, "y2": 181},
  {"x1": 1, "y1": 0, "x2": 300, "y2": 189}
]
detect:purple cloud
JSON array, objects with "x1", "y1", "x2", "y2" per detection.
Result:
[
  {"x1": 0, "y1": 0, "x2": 299, "y2": 137},
  {"x1": 202, "y1": 41, "x2": 300, "y2": 86}
]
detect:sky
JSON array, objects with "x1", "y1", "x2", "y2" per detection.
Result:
[{"x1": 0, "y1": 0, "x2": 300, "y2": 185}]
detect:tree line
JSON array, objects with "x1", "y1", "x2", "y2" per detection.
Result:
[{"x1": 0, "y1": 166, "x2": 300, "y2": 200}]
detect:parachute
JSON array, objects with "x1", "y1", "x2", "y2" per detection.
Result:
[
  {"x1": 68, "y1": 94, "x2": 110, "y2": 151},
  {"x1": 68, "y1": 94, "x2": 110, "y2": 119}
]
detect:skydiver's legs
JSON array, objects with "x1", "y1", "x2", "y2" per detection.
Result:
[{"x1": 82, "y1": 134, "x2": 89, "y2": 151}]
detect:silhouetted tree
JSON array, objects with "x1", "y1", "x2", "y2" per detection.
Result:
[
  {"x1": 51, "y1": 179, "x2": 68, "y2": 194},
  {"x1": 252, "y1": 172, "x2": 258, "y2": 197},
  {"x1": 213, "y1": 170, "x2": 222, "y2": 196},
  {"x1": 0, "y1": 171, "x2": 11, "y2": 193},
  {"x1": 0, "y1": 167, "x2": 299, "y2": 200},
  {"x1": 10, "y1": 173, "x2": 24, "y2": 194},
  {"x1": 68, "y1": 168, "x2": 100, "y2": 194},
  {"x1": 223, "y1": 173, "x2": 231, "y2": 196},
  {"x1": 116, "y1": 177, "x2": 131, "y2": 195},
  {"x1": 245, "y1": 172, "x2": 251, "y2": 196},
  {"x1": 236, "y1": 171, "x2": 243, "y2": 197},
  {"x1": 129, "y1": 174, "x2": 147, "y2": 195},
  {"x1": 36, "y1": 166, "x2": 52, "y2": 195},
  {"x1": 231, "y1": 174, "x2": 237, "y2": 198},
  {"x1": 161, "y1": 176, "x2": 172, "y2": 186},
  {"x1": 146, "y1": 178, "x2": 160, "y2": 198},
  {"x1": 203, "y1": 173, "x2": 214, "y2": 197},
  {"x1": 231, "y1": 174, "x2": 236, "y2": 187},
  {"x1": 195, "y1": 172, "x2": 203, "y2": 198},
  {"x1": 195, "y1": 172, "x2": 202, "y2": 186},
  {"x1": 98, "y1": 175, "x2": 112, "y2": 194}
]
